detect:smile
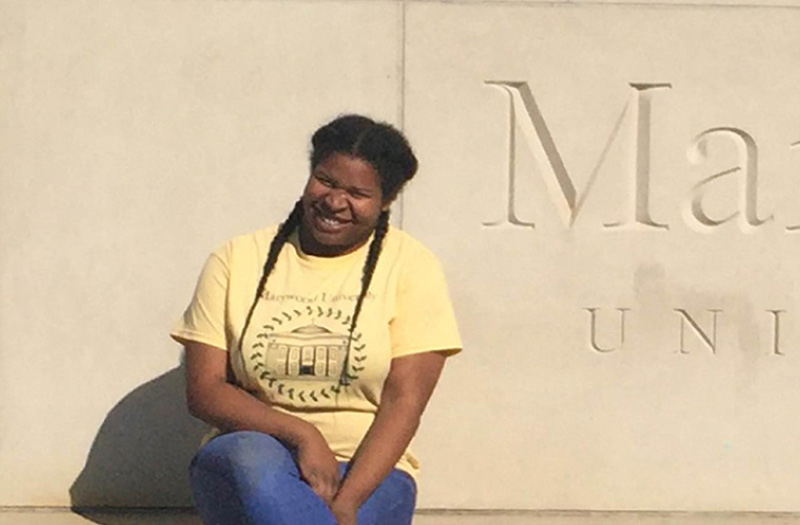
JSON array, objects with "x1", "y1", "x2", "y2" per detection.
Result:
[{"x1": 312, "y1": 207, "x2": 351, "y2": 233}]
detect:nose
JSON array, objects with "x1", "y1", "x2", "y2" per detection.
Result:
[{"x1": 322, "y1": 188, "x2": 348, "y2": 211}]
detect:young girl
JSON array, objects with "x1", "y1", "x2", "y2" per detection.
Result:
[{"x1": 171, "y1": 114, "x2": 462, "y2": 525}]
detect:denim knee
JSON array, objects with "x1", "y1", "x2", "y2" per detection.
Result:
[
  {"x1": 190, "y1": 431, "x2": 299, "y2": 488},
  {"x1": 359, "y1": 469, "x2": 416, "y2": 525}
]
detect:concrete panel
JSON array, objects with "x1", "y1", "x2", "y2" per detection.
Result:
[
  {"x1": 404, "y1": 2, "x2": 800, "y2": 511},
  {"x1": 0, "y1": 0, "x2": 400, "y2": 506}
]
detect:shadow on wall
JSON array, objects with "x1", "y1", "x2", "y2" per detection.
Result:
[{"x1": 70, "y1": 363, "x2": 208, "y2": 524}]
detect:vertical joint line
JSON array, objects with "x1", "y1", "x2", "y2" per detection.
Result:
[{"x1": 397, "y1": 0, "x2": 407, "y2": 229}]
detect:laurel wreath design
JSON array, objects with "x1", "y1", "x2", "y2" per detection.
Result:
[{"x1": 247, "y1": 305, "x2": 366, "y2": 403}]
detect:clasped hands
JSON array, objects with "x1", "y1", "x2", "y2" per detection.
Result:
[{"x1": 296, "y1": 429, "x2": 358, "y2": 525}]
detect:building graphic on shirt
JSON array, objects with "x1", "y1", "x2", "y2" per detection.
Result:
[
  {"x1": 248, "y1": 305, "x2": 367, "y2": 403},
  {"x1": 265, "y1": 324, "x2": 348, "y2": 380}
]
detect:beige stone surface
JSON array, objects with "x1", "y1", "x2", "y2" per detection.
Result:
[
  {"x1": 0, "y1": 0, "x2": 401, "y2": 507},
  {"x1": 403, "y1": 1, "x2": 800, "y2": 512},
  {"x1": 0, "y1": 510, "x2": 200, "y2": 525},
  {"x1": 4, "y1": 0, "x2": 800, "y2": 513},
  {"x1": 458, "y1": 1, "x2": 800, "y2": 5}
]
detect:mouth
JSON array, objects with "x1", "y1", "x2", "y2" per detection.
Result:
[{"x1": 310, "y1": 205, "x2": 351, "y2": 233}]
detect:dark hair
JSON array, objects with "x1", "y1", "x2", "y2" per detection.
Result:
[
  {"x1": 239, "y1": 115, "x2": 417, "y2": 388},
  {"x1": 310, "y1": 114, "x2": 417, "y2": 200}
]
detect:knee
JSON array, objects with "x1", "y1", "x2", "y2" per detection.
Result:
[
  {"x1": 380, "y1": 470, "x2": 416, "y2": 523},
  {"x1": 190, "y1": 431, "x2": 297, "y2": 486},
  {"x1": 358, "y1": 469, "x2": 416, "y2": 525},
  {"x1": 385, "y1": 470, "x2": 416, "y2": 512}
]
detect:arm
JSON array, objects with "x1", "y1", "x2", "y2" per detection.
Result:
[
  {"x1": 330, "y1": 350, "x2": 450, "y2": 524},
  {"x1": 184, "y1": 340, "x2": 341, "y2": 504}
]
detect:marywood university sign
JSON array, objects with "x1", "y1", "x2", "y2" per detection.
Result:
[
  {"x1": 484, "y1": 81, "x2": 800, "y2": 231},
  {"x1": 482, "y1": 81, "x2": 799, "y2": 357}
]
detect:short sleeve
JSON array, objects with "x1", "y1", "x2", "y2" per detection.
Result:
[
  {"x1": 390, "y1": 246, "x2": 462, "y2": 358},
  {"x1": 170, "y1": 249, "x2": 230, "y2": 351}
]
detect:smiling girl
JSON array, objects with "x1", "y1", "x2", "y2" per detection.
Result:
[{"x1": 171, "y1": 114, "x2": 462, "y2": 525}]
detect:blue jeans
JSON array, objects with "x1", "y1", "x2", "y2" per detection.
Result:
[{"x1": 189, "y1": 431, "x2": 417, "y2": 525}]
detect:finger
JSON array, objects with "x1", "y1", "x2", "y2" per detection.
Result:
[
  {"x1": 324, "y1": 474, "x2": 343, "y2": 505},
  {"x1": 333, "y1": 466, "x2": 342, "y2": 486},
  {"x1": 306, "y1": 475, "x2": 328, "y2": 500},
  {"x1": 322, "y1": 478, "x2": 337, "y2": 505},
  {"x1": 309, "y1": 476, "x2": 334, "y2": 505},
  {"x1": 298, "y1": 467, "x2": 313, "y2": 484},
  {"x1": 317, "y1": 487, "x2": 334, "y2": 506}
]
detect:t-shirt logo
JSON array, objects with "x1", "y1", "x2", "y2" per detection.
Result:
[
  {"x1": 247, "y1": 305, "x2": 368, "y2": 403},
  {"x1": 265, "y1": 324, "x2": 347, "y2": 380}
]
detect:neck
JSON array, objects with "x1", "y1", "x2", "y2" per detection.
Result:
[{"x1": 297, "y1": 224, "x2": 370, "y2": 257}]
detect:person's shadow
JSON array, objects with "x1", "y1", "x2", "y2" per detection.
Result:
[{"x1": 70, "y1": 362, "x2": 207, "y2": 524}]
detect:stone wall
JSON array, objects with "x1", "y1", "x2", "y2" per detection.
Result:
[{"x1": 2, "y1": 0, "x2": 799, "y2": 511}]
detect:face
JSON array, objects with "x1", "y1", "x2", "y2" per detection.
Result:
[{"x1": 299, "y1": 152, "x2": 388, "y2": 257}]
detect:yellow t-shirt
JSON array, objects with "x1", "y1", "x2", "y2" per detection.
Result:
[{"x1": 171, "y1": 225, "x2": 462, "y2": 478}]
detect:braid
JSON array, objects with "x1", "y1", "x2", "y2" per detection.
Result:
[
  {"x1": 237, "y1": 200, "x2": 303, "y2": 356},
  {"x1": 339, "y1": 210, "x2": 391, "y2": 386}
]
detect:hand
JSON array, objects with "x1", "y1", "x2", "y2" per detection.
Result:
[
  {"x1": 295, "y1": 429, "x2": 340, "y2": 505},
  {"x1": 330, "y1": 496, "x2": 358, "y2": 525}
]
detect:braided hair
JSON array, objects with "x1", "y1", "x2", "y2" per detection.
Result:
[
  {"x1": 239, "y1": 115, "x2": 417, "y2": 387},
  {"x1": 237, "y1": 199, "x2": 304, "y2": 360}
]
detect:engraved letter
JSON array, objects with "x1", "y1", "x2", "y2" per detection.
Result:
[
  {"x1": 785, "y1": 141, "x2": 800, "y2": 231},
  {"x1": 585, "y1": 308, "x2": 629, "y2": 353},
  {"x1": 484, "y1": 81, "x2": 670, "y2": 229},
  {"x1": 686, "y1": 128, "x2": 772, "y2": 231},
  {"x1": 674, "y1": 309, "x2": 722, "y2": 354},
  {"x1": 767, "y1": 310, "x2": 785, "y2": 356},
  {"x1": 604, "y1": 84, "x2": 672, "y2": 231},
  {"x1": 483, "y1": 82, "x2": 536, "y2": 228}
]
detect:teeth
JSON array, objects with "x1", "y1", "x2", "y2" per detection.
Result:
[{"x1": 320, "y1": 216, "x2": 344, "y2": 226}]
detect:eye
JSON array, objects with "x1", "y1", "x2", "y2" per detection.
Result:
[
  {"x1": 349, "y1": 190, "x2": 371, "y2": 199},
  {"x1": 315, "y1": 174, "x2": 335, "y2": 187}
]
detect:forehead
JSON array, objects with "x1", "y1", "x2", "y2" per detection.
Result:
[{"x1": 313, "y1": 153, "x2": 381, "y2": 192}]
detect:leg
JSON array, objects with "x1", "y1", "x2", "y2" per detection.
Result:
[
  {"x1": 190, "y1": 431, "x2": 337, "y2": 525},
  {"x1": 338, "y1": 465, "x2": 416, "y2": 525}
]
